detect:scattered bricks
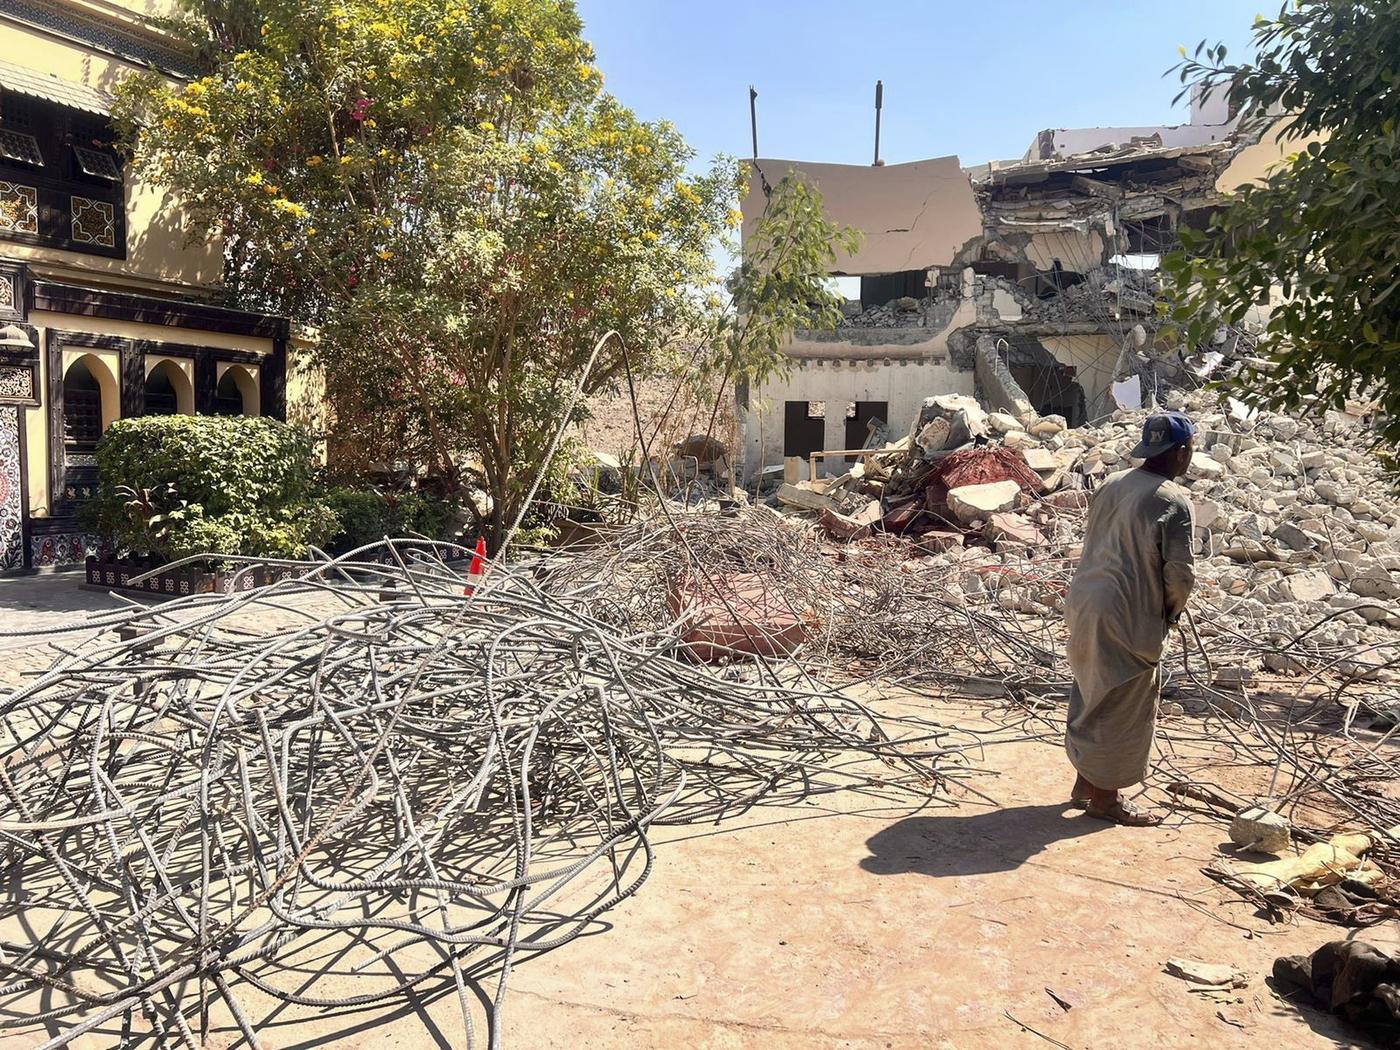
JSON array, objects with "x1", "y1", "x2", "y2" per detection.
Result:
[
  {"x1": 947, "y1": 480, "x2": 1021, "y2": 524},
  {"x1": 1230, "y1": 806, "x2": 1291, "y2": 854}
]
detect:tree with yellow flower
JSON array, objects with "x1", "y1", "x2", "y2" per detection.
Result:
[{"x1": 115, "y1": 0, "x2": 851, "y2": 550}]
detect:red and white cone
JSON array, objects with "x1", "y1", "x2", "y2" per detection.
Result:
[{"x1": 464, "y1": 536, "x2": 488, "y2": 596}]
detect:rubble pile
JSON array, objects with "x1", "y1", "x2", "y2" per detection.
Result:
[
  {"x1": 838, "y1": 294, "x2": 930, "y2": 328},
  {"x1": 769, "y1": 388, "x2": 1400, "y2": 700}
]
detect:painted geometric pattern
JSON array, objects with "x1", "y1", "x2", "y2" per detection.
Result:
[
  {"x1": 0, "y1": 407, "x2": 22, "y2": 571},
  {"x1": 70, "y1": 196, "x2": 115, "y2": 247},
  {"x1": 0, "y1": 274, "x2": 14, "y2": 312},
  {"x1": 0, "y1": 182, "x2": 38, "y2": 234},
  {"x1": 0, "y1": 365, "x2": 31, "y2": 401}
]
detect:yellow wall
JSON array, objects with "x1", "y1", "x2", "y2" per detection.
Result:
[
  {"x1": 0, "y1": 21, "x2": 222, "y2": 292},
  {"x1": 23, "y1": 314, "x2": 274, "y2": 515},
  {"x1": 1216, "y1": 118, "x2": 1329, "y2": 195}
]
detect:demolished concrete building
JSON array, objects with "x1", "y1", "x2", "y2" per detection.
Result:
[{"x1": 737, "y1": 109, "x2": 1297, "y2": 482}]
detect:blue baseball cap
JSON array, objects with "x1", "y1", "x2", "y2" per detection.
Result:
[{"x1": 1130, "y1": 411, "x2": 1196, "y2": 459}]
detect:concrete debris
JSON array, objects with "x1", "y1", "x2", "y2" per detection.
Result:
[
  {"x1": 1165, "y1": 957, "x2": 1249, "y2": 989},
  {"x1": 1230, "y1": 806, "x2": 1292, "y2": 855},
  {"x1": 760, "y1": 383, "x2": 1400, "y2": 687},
  {"x1": 948, "y1": 480, "x2": 1022, "y2": 524}
]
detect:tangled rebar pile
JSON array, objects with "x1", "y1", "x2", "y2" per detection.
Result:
[{"x1": 0, "y1": 543, "x2": 975, "y2": 1048}]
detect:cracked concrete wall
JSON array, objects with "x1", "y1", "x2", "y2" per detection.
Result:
[
  {"x1": 742, "y1": 157, "x2": 982, "y2": 276},
  {"x1": 1038, "y1": 333, "x2": 1122, "y2": 422},
  {"x1": 743, "y1": 354, "x2": 975, "y2": 478}
]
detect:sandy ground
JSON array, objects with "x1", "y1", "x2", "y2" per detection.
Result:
[{"x1": 0, "y1": 574, "x2": 1391, "y2": 1049}]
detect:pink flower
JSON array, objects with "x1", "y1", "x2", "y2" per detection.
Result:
[{"x1": 350, "y1": 97, "x2": 374, "y2": 122}]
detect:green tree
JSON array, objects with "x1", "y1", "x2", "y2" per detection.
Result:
[
  {"x1": 116, "y1": 0, "x2": 851, "y2": 550},
  {"x1": 1161, "y1": 2, "x2": 1400, "y2": 438}
]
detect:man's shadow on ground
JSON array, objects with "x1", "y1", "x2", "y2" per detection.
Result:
[{"x1": 860, "y1": 804, "x2": 1106, "y2": 878}]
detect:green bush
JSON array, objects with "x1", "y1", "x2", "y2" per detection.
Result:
[
  {"x1": 86, "y1": 415, "x2": 336, "y2": 562},
  {"x1": 323, "y1": 486, "x2": 459, "y2": 553}
]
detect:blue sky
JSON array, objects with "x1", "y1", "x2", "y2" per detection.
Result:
[{"x1": 575, "y1": 0, "x2": 1263, "y2": 169}]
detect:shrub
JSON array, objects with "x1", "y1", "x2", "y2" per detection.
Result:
[
  {"x1": 87, "y1": 415, "x2": 336, "y2": 562},
  {"x1": 323, "y1": 486, "x2": 460, "y2": 553}
]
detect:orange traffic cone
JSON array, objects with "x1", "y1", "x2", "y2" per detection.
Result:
[{"x1": 464, "y1": 536, "x2": 487, "y2": 596}]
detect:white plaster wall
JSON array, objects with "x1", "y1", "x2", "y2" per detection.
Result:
[
  {"x1": 1034, "y1": 120, "x2": 1239, "y2": 161},
  {"x1": 743, "y1": 356, "x2": 976, "y2": 477}
]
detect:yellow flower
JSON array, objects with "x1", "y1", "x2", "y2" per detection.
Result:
[
  {"x1": 576, "y1": 63, "x2": 592, "y2": 81},
  {"x1": 727, "y1": 208, "x2": 744, "y2": 227},
  {"x1": 236, "y1": 81, "x2": 252, "y2": 92},
  {"x1": 478, "y1": 120, "x2": 495, "y2": 132},
  {"x1": 306, "y1": 155, "x2": 323, "y2": 166},
  {"x1": 272, "y1": 199, "x2": 309, "y2": 218},
  {"x1": 281, "y1": 240, "x2": 293, "y2": 249},
  {"x1": 532, "y1": 137, "x2": 549, "y2": 154},
  {"x1": 340, "y1": 155, "x2": 354, "y2": 165},
  {"x1": 260, "y1": 24, "x2": 268, "y2": 36},
  {"x1": 378, "y1": 249, "x2": 395, "y2": 260},
  {"x1": 365, "y1": 70, "x2": 378, "y2": 80},
  {"x1": 308, "y1": 227, "x2": 317, "y2": 236},
  {"x1": 186, "y1": 82, "x2": 207, "y2": 97},
  {"x1": 641, "y1": 230, "x2": 658, "y2": 242},
  {"x1": 364, "y1": 118, "x2": 377, "y2": 128},
  {"x1": 245, "y1": 171, "x2": 264, "y2": 186},
  {"x1": 380, "y1": 217, "x2": 392, "y2": 228},
  {"x1": 263, "y1": 184, "x2": 277, "y2": 195}
]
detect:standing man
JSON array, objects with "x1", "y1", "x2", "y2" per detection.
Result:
[{"x1": 1065, "y1": 412, "x2": 1197, "y2": 826}]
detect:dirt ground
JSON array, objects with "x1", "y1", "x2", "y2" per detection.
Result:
[{"x1": 0, "y1": 576, "x2": 1393, "y2": 1049}]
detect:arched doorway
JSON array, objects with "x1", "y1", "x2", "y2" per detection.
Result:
[
  {"x1": 62, "y1": 359, "x2": 104, "y2": 454},
  {"x1": 59, "y1": 353, "x2": 119, "y2": 505},
  {"x1": 214, "y1": 365, "x2": 259, "y2": 417},
  {"x1": 144, "y1": 359, "x2": 193, "y2": 416}
]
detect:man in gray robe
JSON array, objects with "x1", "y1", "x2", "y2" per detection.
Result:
[{"x1": 1065, "y1": 411, "x2": 1197, "y2": 826}]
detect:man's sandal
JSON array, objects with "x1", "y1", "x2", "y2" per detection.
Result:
[{"x1": 1086, "y1": 799, "x2": 1163, "y2": 826}]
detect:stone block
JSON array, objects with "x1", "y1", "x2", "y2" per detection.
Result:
[
  {"x1": 1230, "y1": 806, "x2": 1291, "y2": 854},
  {"x1": 947, "y1": 480, "x2": 1021, "y2": 524},
  {"x1": 984, "y1": 512, "x2": 1041, "y2": 548},
  {"x1": 1190, "y1": 452, "x2": 1225, "y2": 479}
]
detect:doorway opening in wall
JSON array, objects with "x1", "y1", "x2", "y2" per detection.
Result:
[
  {"x1": 1003, "y1": 338, "x2": 1087, "y2": 427},
  {"x1": 844, "y1": 401, "x2": 888, "y2": 463},
  {"x1": 783, "y1": 400, "x2": 825, "y2": 461}
]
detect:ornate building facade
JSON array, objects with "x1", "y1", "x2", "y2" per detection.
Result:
[{"x1": 0, "y1": 0, "x2": 287, "y2": 570}]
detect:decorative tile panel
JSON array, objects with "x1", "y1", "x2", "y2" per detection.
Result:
[
  {"x1": 0, "y1": 407, "x2": 20, "y2": 571},
  {"x1": 0, "y1": 274, "x2": 14, "y2": 313},
  {"x1": 0, "y1": 365, "x2": 32, "y2": 401},
  {"x1": 0, "y1": 182, "x2": 38, "y2": 234},
  {"x1": 70, "y1": 196, "x2": 116, "y2": 247}
]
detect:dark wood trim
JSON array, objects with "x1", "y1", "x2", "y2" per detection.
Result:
[
  {"x1": 29, "y1": 280, "x2": 289, "y2": 340},
  {"x1": 46, "y1": 329, "x2": 126, "y2": 351},
  {"x1": 45, "y1": 333, "x2": 61, "y2": 509},
  {"x1": 0, "y1": 262, "x2": 28, "y2": 322},
  {"x1": 119, "y1": 341, "x2": 143, "y2": 418},
  {"x1": 132, "y1": 339, "x2": 265, "y2": 365},
  {"x1": 263, "y1": 335, "x2": 287, "y2": 420},
  {"x1": 193, "y1": 347, "x2": 215, "y2": 413}
]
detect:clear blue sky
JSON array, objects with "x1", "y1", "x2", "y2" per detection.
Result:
[{"x1": 575, "y1": 0, "x2": 1263, "y2": 168}]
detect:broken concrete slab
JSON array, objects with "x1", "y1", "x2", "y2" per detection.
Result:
[
  {"x1": 984, "y1": 512, "x2": 1041, "y2": 548},
  {"x1": 1230, "y1": 806, "x2": 1291, "y2": 854},
  {"x1": 776, "y1": 483, "x2": 837, "y2": 514},
  {"x1": 947, "y1": 480, "x2": 1021, "y2": 524}
]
